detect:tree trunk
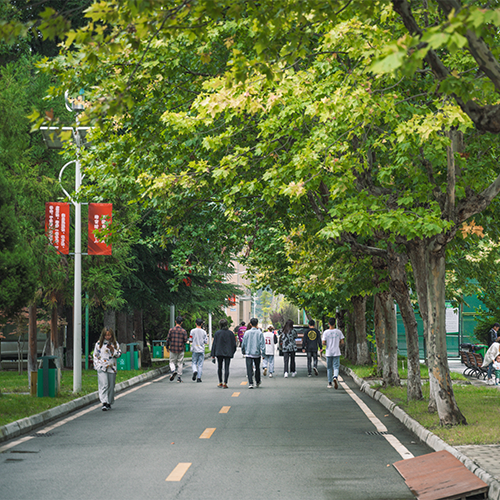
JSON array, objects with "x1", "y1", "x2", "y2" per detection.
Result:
[
  {"x1": 28, "y1": 305, "x2": 37, "y2": 395},
  {"x1": 50, "y1": 302, "x2": 58, "y2": 356},
  {"x1": 407, "y1": 237, "x2": 467, "y2": 425},
  {"x1": 374, "y1": 290, "x2": 401, "y2": 386},
  {"x1": 345, "y1": 310, "x2": 357, "y2": 364},
  {"x1": 372, "y1": 257, "x2": 400, "y2": 386},
  {"x1": 352, "y1": 295, "x2": 371, "y2": 365},
  {"x1": 387, "y1": 246, "x2": 423, "y2": 401}
]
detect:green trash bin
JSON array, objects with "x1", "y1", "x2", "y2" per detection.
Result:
[
  {"x1": 475, "y1": 344, "x2": 488, "y2": 359},
  {"x1": 37, "y1": 355, "x2": 59, "y2": 397},
  {"x1": 152, "y1": 341, "x2": 165, "y2": 359},
  {"x1": 127, "y1": 343, "x2": 139, "y2": 370},
  {"x1": 117, "y1": 354, "x2": 130, "y2": 371},
  {"x1": 185, "y1": 343, "x2": 190, "y2": 353}
]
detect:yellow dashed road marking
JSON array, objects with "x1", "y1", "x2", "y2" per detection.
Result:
[
  {"x1": 199, "y1": 428, "x2": 216, "y2": 439},
  {"x1": 166, "y1": 463, "x2": 191, "y2": 481},
  {"x1": 219, "y1": 406, "x2": 231, "y2": 414},
  {"x1": 232, "y1": 392, "x2": 240, "y2": 397},
  {"x1": 240, "y1": 381, "x2": 247, "y2": 385}
]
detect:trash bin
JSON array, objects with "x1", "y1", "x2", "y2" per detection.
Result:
[
  {"x1": 37, "y1": 355, "x2": 59, "y2": 397},
  {"x1": 185, "y1": 343, "x2": 190, "y2": 353},
  {"x1": 152, "y1": 340, "x2": 165, "y2": 359},
  {"x1": 117, "y1": 355, "x2": 130, "y2": 371},
  {"x1": 127, "y1": 343, "x2": 139, "y2": 370},
  {"x1": 475, "y1": 344, "x2": 488, "y2": 359}
]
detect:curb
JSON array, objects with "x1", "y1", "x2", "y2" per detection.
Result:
[
  {"x1": 0, "y1": 365, "x2": 170, "y2": 444},
  {"x1": 340, "y1": 365, "x2": 500, "y2": 500}
]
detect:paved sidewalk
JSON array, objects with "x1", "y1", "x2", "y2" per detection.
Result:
[{"x1": 342, "y1": 357, "x2": 500, "y2": 500}]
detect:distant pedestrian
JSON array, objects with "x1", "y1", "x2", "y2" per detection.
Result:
[
  {"x1": 167, "y1": 316, "x2": 188, "y2": 383},
  {"x1": 190, "y1": 318, "x2": 208, "y2": 383},
  {"x1": 302, "y1": 319, "x2": 322, "y2": 377},
  {"x1": 488, "y1": 323, "x2": 500, "y2": 346},
  {"x1": 236, "y1": 321, "x2": 247, "y2": 347},
  {"x1": 263, "y1": 325, "x2": 278, "y2": 377},
  {"x1": 322, "y1": 318, "x2": 345, "y2": 389},
  {"x1": 93, "y1": 327, "x2": 122, "y2": 411},
  {"x1": 280, "y1": 319, "x2": 297, "y2": 378},
  {"x1": 483, "y1": 336, "x2": 500, "y2": 385},
  {"x1": 241, "y1": 318, "x2": 265, "y2": 388},
  {"x1": 211, "y1": 318, "x2": 237, "y2": 388}
]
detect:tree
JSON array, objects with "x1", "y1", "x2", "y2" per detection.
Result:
[{"x1": 11, "y1": 0, "x2": 500, "y2": 424}]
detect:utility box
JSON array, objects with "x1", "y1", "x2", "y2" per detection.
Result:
[{"x1": 37, "y1": 355, "x2": 60, "y2": 397}]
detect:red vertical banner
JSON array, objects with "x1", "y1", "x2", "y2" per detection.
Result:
[
  {"x1": 45, "y1": 202, "x2": 70, "y2": 254},
  {"x1": 88, "y1": 203, "x2": 112, "y2": 255}
]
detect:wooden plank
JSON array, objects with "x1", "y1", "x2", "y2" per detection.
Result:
[{"x1": 393, "y1": 451, "x2": 488, "y2": 500}]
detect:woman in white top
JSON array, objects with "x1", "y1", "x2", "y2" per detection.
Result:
[{"x1": 93, "y1": 327, "x2": 121, "y2": 411}]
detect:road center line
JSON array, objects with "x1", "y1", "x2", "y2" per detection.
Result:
[
  {"x1": 219, "y1": 406, "x2": 231, "y2": 413},
  {"x1": 231, "y1": 392, "x2": 240, "y2": 397},
  {"x1": 240, "y1": 381, "x2": 248, "y2": 385},
  {"x1": 199, "y1": 428, "x2": 216, "y2": 439},
  {"x1": 166, "y1": 462, "x2": 191, "y2": 481}
]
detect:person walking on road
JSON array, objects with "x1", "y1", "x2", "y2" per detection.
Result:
[
  {"x1": 322, "y1": 318, "x2": 344, "y2": 389},
  {"x1": 302, "y1": 319, "x2": 322, "y2": 377},
  {"x1": 211, "y1": 318, "x2": 237, "y2": 388},
  {"x1": 488, "y1": 323, "x2": 500, "y2": 346},
  {"x1": 93, "y1": 327, "x2": 122, "y2": 411},
  {"x1": 263, "y1": 325, "x2": 278, "y2": 377},
  {"x1": 241, "y1": 318, "x2": 265, "y2": 389},
  {"x1": 280, "y1": 319, "x2": 298, "y2": 378},
  {"x1": 167, "y1": 316, "x2": 188, "y2": 383},
  {"x1": 190, "y1": 318, "x2": 208, "y2": 383},
  {"x1": 483, "y1": 336, "x2": 500, "y2": 385},
  {"x1": 235, "y1": 321, "x2": 247, "y2": 347}
]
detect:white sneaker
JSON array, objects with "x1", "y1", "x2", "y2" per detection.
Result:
[
  {"x1": 291, "y1": 372, "x2": 297, "y2": 377},
  {"x1": 284, "y1": 372, "x2": 288, "y2": 378},
  {"x1": 487, "y1": 379, "x2": 494, "y2": 385},
  {"x1": 269, "y1": 373, "x2": 273, "y2": 378},
  {"x1": 327, "y1": 383, "x2": 333, "y2": 388}
]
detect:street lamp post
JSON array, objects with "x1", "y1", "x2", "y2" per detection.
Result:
[{"x1": 41, "y1": 91, "x2": 88, "y2": 393}]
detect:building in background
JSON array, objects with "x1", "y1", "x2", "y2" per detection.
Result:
[{"x1": 225, "y1": 261, "x2": 253, "y2": 329}]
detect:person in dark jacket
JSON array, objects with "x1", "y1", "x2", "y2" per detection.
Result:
[
  {"x1": 280, "y1": 319, "x2": 298, "y2": 378},
  {"x1": 489, "y1": 323, "x2": 500, "y2": 347},
  {"x1": 302, "y1": 319, "x2": 322, "y2": 377},
  {"x1": 211, "y1": 318, "x2": 237, "y2": 388}
]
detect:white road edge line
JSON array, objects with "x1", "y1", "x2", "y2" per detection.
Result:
[{"x1": 320, "y1": 359, "x2": 414, "y2": 460}]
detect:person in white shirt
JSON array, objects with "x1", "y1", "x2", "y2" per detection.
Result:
[
  {"x1": 93, "y1": 327, "x2": 121, "y2": 411},
  {"x1": 262, "y1": 325, "x2": 278, "y2": 377},
  {"x1": 189, "y1": 318, "x2": 208, "y2": 383},
  {"x1": 322, "y1": 318, "x2": 344, "y2": 389}
]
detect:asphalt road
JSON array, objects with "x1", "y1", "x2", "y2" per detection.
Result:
[{"x1": 0, "y1": 351, "x2": 432, "y2": 500}]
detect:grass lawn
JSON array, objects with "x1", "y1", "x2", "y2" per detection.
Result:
[
  {"x1": 0, "y1": 363, "x2": 168, "y2": 428},
  {"x1": 342, "y1": 358, "x2": 500, "y2": 446}
]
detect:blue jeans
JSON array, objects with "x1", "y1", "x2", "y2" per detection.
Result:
[
  {"x1": 327, "y1": 356, "x2": 340, "y2": 383},
  {"x1": 262, "y1": 354, "x2": 275, "y2": 374},
  {"x1": 192, "y1": 352, "x2": 204, "y2": 378}
]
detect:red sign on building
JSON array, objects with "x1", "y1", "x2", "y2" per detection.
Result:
[
  {"x1": 45, "y1": 202, "x2": 70, "y2": 254},
  {"x1": 88, "y1": 203, "x2": 112, "y2": 255}
]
